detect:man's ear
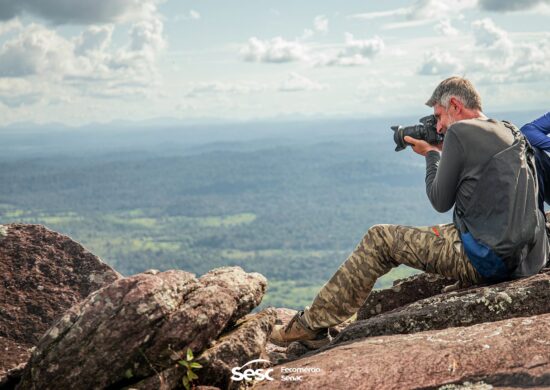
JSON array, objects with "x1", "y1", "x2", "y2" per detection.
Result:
[{"x1": 449, "y1": 96, "x2": 463, "y2": 113}]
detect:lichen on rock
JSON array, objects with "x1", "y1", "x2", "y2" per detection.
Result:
[{"x1": 0, "y1": 225, "x2": 8, "y2": 239}]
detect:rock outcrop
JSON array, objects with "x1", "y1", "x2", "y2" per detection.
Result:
[
  {"x1": 0, "y1": 224, "x2": 120, "y2": 385},
  {"x1": 254, "y1": 313, "x2": 550, "y2": 389},
  {"x1": 357, "y1": 272, "x2": 457, "y2": 321},
  {"x1": 262, "y1": 267, "x2": 550, "y2": 388},
  {"x1": 129, "y1": 308, "x2": 277, "y2": 390},
  {"x1": 16, "y1": 266, "x2": 272, "y2": 390},
  {"x1": 197, "y1": 308, "x2": 276, "y2": 389},
  {"x1": 331, "y1": 268, "x2": 550, "y2": 347},
  {"x1": 3, "y1": 223, "x2": 550, "y2": 390}
]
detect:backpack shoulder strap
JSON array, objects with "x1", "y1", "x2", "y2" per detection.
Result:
[{"x1": 501, "y1": 119, "x2": 539, "y2": 196}]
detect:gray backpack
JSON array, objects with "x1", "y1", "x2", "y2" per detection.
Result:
[{"x1": 454, "y1": 121, "x2": 544, "y2": 280}]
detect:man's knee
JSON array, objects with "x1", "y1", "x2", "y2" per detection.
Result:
[
  {"x1": 365, "y1": 223, "x2": 393, "y2": 237},
  {"x1": 362, "y1": 224, "x2": 397, "y2": 251}
]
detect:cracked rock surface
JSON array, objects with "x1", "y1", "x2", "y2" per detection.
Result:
[
  {"x1": 128, "y1": 308, "x2": 277, "y2": 390},
  {"x1": 0, "y1": 224, "x2": 120, "y2": 385},
  {"x1": 331, "y1": 269, "x2": 550, "y2": 346},
  {"x1": 255, "y1": 313, "x2": 550, "y2": 389},
  {"x1": 16, "y1": 266, "x2": 267, "y2": 390},
  {"x1": 267, "y1": 268, "x2": 550, "y2": 389},
  {"x1": 357, "y1": 272, "x2": 456, "y2": 321}
]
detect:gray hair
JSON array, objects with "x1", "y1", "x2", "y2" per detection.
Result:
[{"x1": 425, "y1": 76, "x2": 482, "y2": 110}]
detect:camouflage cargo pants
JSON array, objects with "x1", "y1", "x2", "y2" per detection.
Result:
[{"x1": 303, "y1": 223, "x2": 483, "y2": 330}]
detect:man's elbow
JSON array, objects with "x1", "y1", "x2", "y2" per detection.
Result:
[
  {"x1": 519, "y1": 123, "x2": 532, "y2": 132},
  {"x1": 428, "y1": 196, "x2": 453, "y2": 213},
  {"x1": 433, "y1": 204, "x2": 452, "y2": 213},
  {"x1": 520, "y1": 124, "x2": 537, "y2": 138}
]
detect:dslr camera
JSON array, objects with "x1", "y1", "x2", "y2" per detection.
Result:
[{"x1": 391, "y1": 115, "x2": 443, "y2": 152}]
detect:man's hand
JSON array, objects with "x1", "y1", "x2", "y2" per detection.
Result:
[{"x1": 404, "y1": 136, "x2": 442, "y2": 156}]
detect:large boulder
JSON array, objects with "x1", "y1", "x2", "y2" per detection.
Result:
[
  {"x1": 357, "y1": 272, "x2": 456, "y2": 320},
  {"x1": 128, "y1": 308, "x2": 277, "y2": 390},
  {"x1": 0, "y1": 224, "x2": 120, "y2": 383},
  {"x1": 254, "y1": 313, "x2": 550, "y2": 389},
  {"x1": 17, "y1": 266, "x2": 267, "y2": 390},
  {"x1": 270, "y1": 269, "x2": 550, "y2": 365},
  {"x1": 197, "y1": 308, "x2": 276, "y2": 389},
  {"x1": 330, "y1": 269, "x2": 550, "y2": 347}
]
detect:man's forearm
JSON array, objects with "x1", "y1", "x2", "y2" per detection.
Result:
[
  {"x1": 425, "y1": 150, "x2": 456, "y2": 213},
  {"x1": 425, "y1": 150, "x2": 440, "y2": 188}
]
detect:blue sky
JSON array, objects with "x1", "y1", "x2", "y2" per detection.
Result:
[{"x1": 0, "y1": 0, "x2": 548, "y2": 125}]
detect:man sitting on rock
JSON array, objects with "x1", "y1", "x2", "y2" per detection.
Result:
[
  {"x1": 520, "y1": 111, "x2": 550, "y2": 215},
  {"x1": 269, "y1": 76, "x2": 549, "y2": 349}
]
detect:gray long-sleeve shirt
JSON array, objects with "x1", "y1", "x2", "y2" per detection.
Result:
[{"x1": 424, "y1": 118, "x2": 514, "y2": 213}]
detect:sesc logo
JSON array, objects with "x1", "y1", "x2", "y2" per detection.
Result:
[{"x1": 231, "y1": 359, "x2": 274, "y2": 382}]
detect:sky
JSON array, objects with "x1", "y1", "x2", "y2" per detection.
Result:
[{"x1": 0, "y1": 0, "x2": 548, "y2": 126}]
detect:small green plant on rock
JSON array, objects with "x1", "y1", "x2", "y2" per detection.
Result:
[{"x1": 178, "y1": 348, "x2": 202, "y2": 390}]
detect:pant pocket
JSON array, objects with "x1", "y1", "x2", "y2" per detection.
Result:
[{"x1": 392, "y1": 226, "x2": 448, "y2": 272}]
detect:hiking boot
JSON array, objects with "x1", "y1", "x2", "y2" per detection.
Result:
[
  {"x1": 269, "y1": 310, "x2": 330, "y2": 349},
  {"x1": 300, "y1": 330, "x2": 332, "y2": 349}
]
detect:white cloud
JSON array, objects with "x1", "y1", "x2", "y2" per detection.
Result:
[
  {"x1": 0, "y1": 12, "x2": 166, "y2": 102},
  {"x1": 417, "y1": 51, "x2": 463, "y2": 75},
  {"x1": 351, "y1": 0, "x2": 549, "y2": 30},
  {"x1": 0, "y1": 0, "x2": 163, "y2": 25},
  {"x1": 471, "y1": 18, "x2": 511, "y2": 47},
  {"x1": 351, "y1": 0, "x2": 476, "y2": 24},
  {"x1": 383, "y1": 19, "x2": 433, "y2": 30},
  {"x1": 415, "y1": 18, "x2": 550, "y2": 85},
  {"x1": 313, "y1": 15, "x2": 328, "y2": 32},
  {"x1": 0, "y1": 18, "x2": 22, "y2": 36},
  {"x1": 349, "y1": 8, "x2": 409, "y2": 20},
  {"x1": 478, "y1": 0, "x2": 550, "y2": 12},
  {"x1": 74, "y1": 25, "x2": 114, "y2": 56},
  {"x1": 175, "y1": 10, "x2": 201, "y2": 22},
  {"x1": 190, "y1": 10, "x2": 200, "y2": 20},
  {"x1": 351, "y1": 0, "x2": 503, "y2": 31},
  {"x1": 0, "y1": 23, "x2": 73, "y2": 78},
  {"x1": 185, "y1": 81, "x2": 267, "y2": 97},
  {"x1": 184, "y1": 74, "x2": 327, "y2": 97},
  {"x1": 316, "y1": 33, "x2": 384, "y2": 66},
  {"x1": 240, "y1": 37, "x2": 309, "y2": 63},
  {"x1": 0, "y1": 0, "x2": 166, "y2": 106},
  {"x1": 279, "y1": 73, "x2": 326, "y2": 92},
  {"x1": 344, "y1": 33, "x2": 384, "y2": 57},
  {"x1": 0, "y1": 78, "x2": 41, "y2": 107},
  {"x1": 471, "y1": 18, "x2": 514, "y2": 70},
  {"x1": 407, "y1": 0, "x2": 477, "y2": 21},
  {"x1": 469, "y1": 18, "x2": 550, "y2": 83},
  {"x1": 434, "y1": 19, "x2": 459, "y2": 36},
  {"x1": 298, "y1": 15, "x2": 328, "y2": 41},
  {"x1": 129, "y1": 16, "x2": 166, "y2": 55},
  {"x1": 241, "y1": 33, "x2": 384, "y2": 67}
]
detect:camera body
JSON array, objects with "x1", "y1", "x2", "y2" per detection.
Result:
[{"x1": 391, "y1": 115, "x2": 444, "y2": 152}]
